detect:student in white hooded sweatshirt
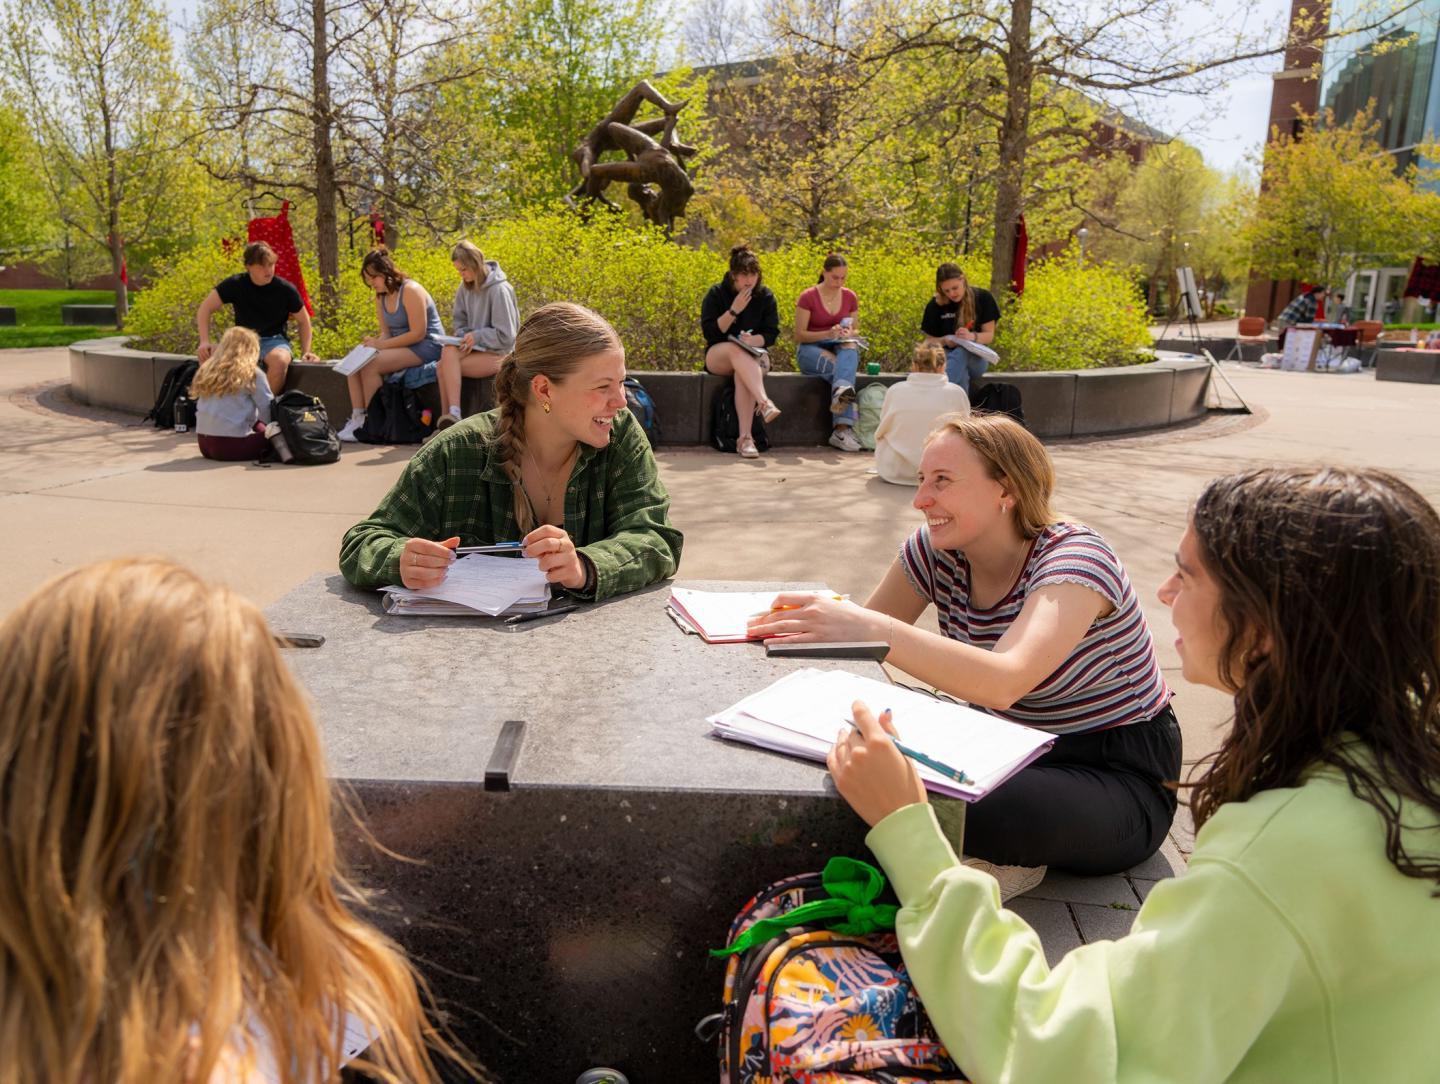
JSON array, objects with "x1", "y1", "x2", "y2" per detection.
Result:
[
  {"x1": 434, "y1": 240, "x2": 521, "y2": 432},
  {"x1": 874, "y1": 343, "x2": 971, "y2": 485}
]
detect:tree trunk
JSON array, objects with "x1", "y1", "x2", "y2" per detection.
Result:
[
  {"x1": 97, "y1": 55, "x2": 127, "y2": 324},
  {"x1": 989, "y1": 0, "x2": 1033, "y2": 297},
  {"x1": 312, "y1": 0, "x2": 340, "y2": 307}
]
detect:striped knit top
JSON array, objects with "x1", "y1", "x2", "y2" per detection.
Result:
[{"x1": 899, "y1": 521, "x2": 1171, "y2": 735}]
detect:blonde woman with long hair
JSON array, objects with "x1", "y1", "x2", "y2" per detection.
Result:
[
  {"x1": 341, "y1": 301, "x2": 682, "y2": 601},
  {"x1": 0, "y1": 558, "x2": 477, "y2": 1083},
  {"x1": 434, "y1": 240, "x2": 520, "y2": 433},
  {"x1": 190, "y1": 325, "x2": 272, "y2": 460}
]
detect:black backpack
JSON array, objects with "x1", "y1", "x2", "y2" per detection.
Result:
[
  {"x1": 623, "y1": 376, "x2": 661, "y2": 445},
  {"x1": 711, "y1": 382, "x2": 770, "y2": 453},
  {"x1": 354, "y1": 380, "x2": 437, "y2": 445},
  {"x1": 971, "y1": 381, "x2": 1025, "y2": 427},
  {"x1": 145, "y1": 359, "x2": 200, "y2": 429},
  {"x1": 271, "y1": 390, "x2": 340, "y2": 464}
]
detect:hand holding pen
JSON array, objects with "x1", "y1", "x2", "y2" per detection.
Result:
[
  {"x1": 827, "y1": 701, "x2": 929, "y2": 827},
  {"x1": 747, "y1": 591, "x2": 881, "y2": 643}
]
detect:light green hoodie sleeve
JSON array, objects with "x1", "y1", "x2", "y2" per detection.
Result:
[{"x1": 865, "y1": 803, "x2": 1320, "y2": 1084}]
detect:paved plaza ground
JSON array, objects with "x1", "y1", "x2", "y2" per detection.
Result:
[{"x1": 4, "y1": 345, "x2": 1438, "y2": 954}]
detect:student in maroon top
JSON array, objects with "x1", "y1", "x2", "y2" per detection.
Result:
[{"x1": 794, "y1": 253, "x2": 863, "y2": 452}]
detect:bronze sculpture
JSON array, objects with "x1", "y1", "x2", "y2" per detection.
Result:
[{"x1": 568, "y1": 80, "x2": 697, "y2": 232}]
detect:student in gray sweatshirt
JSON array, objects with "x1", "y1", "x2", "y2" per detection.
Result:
[{"x1": 435, "y1": 240, "x2": 521, "y2": 433}]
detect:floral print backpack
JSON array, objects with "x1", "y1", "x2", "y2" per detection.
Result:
[{"x1": 697, "y1": 858, "x2": 967, "y2": 1083}]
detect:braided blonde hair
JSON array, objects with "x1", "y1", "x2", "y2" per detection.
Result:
[{"x1": 493, "y1": 302, "x2": 622, "y2": 533}]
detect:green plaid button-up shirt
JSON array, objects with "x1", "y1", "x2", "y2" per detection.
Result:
[{"x1": 339, "y1": 407, "x2": 682, "y2": 601}]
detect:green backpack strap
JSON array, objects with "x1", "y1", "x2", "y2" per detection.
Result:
[{"x1": 711, "y1": 856, "x2": 898, "y2": 957}]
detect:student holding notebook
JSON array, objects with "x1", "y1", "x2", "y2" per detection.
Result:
[
  {"x1": 341, "y1": 302, "x2": 683, "y2": 602},
  {"x1": 825, "y1": 467, "x2": 1440, "y2": 1081},
  {"x1": 749, "y1": 414, "x2": 1180, "y2": 894}
]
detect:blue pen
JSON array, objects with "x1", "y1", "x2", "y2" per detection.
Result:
[
  {"x1": 456, "y1": 542, "x2": 524, "y2": 555},
  {"x1": 841, "y1": 716, "x2": 973, "y2": 786}
]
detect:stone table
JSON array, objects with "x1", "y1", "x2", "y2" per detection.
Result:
[{"x1": 267, "y1": 575, "x2": 928, "y2": 1082}]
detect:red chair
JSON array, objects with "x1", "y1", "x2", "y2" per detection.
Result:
[{"x1": 1224, "y1": 316, "x2": 1270, "y2": 362}]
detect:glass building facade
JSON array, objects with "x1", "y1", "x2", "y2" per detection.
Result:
[{"x1": 1319, "y1": 0, "x2": 1440, "y2": 174}]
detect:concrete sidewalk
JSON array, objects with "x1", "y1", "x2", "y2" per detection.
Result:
[{"x1": 6, "y1": 346, "x2": 1440, "y2": 942}]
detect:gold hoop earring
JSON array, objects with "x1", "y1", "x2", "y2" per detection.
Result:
[{"x1": 542, "y1": 401, "x2": 551, "y2": 414}]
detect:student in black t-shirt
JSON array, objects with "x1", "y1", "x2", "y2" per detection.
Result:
[
  {"x1": 195, "y1": 241, "x2": 318, "y2": 395},
  {"x1": 920, "y1": 262, "x2": 1001, "y2": 395}
]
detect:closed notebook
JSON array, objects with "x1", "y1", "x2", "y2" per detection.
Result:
[
  {"x1": 333, "y1": 344, "x2": 377, "y2": 375},
  {"x1": 709, "y1": 668, "x2": 1054, "y2": 802}
]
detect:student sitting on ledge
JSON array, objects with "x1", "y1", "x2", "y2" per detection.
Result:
[
  {"x1": 873, "y1": 343, "x2": 971, "y2": 486},
  {"x1": 341, "y1": 302, "x2": 683, "y2": 602},
  {"x1": 0, "y1": 558, "x2": 474, "y2": 1083},
  {"x1": 700, "y1": 243, "x2": 781, "y2": 459},
  {"x1": 749, "y1": 414, "x2": 1180, "y2": 894},
  {"x1": 825, "y1": 467, "x2": 1440, "y2": 1082}
]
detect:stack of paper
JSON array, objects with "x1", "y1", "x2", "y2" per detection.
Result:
[
  {"x1": 381, "y1": 553, "x2": 551, "y2": 616},
  {"x1": 668, "y1": 587, "x2": 838, "y2": 643},
  {"x1": 953, "y1": 338, "x2": 999, "y2": 366},
  {"x1": 709, "y1": 669, "x2": 1054, "y2": 801}
]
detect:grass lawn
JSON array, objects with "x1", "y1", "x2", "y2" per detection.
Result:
[{"x1": 0, "y1": 288, "x2": 121, "y2": 350}]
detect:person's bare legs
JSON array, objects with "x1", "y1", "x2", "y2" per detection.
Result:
[
  {"x1": 706, "y1": 343, "x2": 771, "y2": 444},
  {"x1": 438, "y1": 347, "x2": 503, "y2": 417},
  {"x1": 347, "y1": 348, "x2": 426, "y2": 410},
  {"x1": 261, "y1": 347, "x2": 291, "y2": 396}
]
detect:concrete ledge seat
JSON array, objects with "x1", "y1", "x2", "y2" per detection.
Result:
[
  {"x1": 1375, "y1": 348, "x2": 1440, "y2": 384},
  {"x1": 61, "y1": 303, "x2": 118, "y2": 326},
  {"x1": 0, "y1": 306, "x2": 16, "y2": 326},
  {"x1": 68, "y1": 337, "x2": 1213, "y2": 440}
]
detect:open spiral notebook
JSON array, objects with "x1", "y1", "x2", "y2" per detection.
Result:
[{"x1": 709, "y1": 668, "x2": 1054, "y2": 802}]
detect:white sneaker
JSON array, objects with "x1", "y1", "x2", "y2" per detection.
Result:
[
  {"x1": 337, "y1": 416, "x2": 364, "y2": 443},
  {"x1": 828, "y1": 428, "x2": 862, "y2": 453},
  {"x1": 962, "y1": 858, "x2": 1047, "y2": 902}
]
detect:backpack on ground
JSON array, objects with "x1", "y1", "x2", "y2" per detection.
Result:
[
  {"x1": 854, "y1": 383, "x2": 887, "y2": 451},
  {"x1": 354, "y1": 380, "x2": 437, "y2": 445},
  {"x1": 697, "y1": 858, "x2": 966, "y2": 1084},
  {"x1": 145, "y1": 359, "x2": 200, "y2": 429},
  {"x1": 271, "y1": 390, "x2": 340, "y2": 464},
  {"x1": 711, "y1": 382, "x2": 770, "y2": 454},
  {"x1": 971, "y1": 381, "x2": 1025, "y2": 427},
  {"x1": 623, "y1": 376, "x2": 662, "y2": 445}
]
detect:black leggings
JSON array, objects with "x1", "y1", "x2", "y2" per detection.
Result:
[{"x1": 959, "y1": 706, "x2": 1183, "y2": 874}]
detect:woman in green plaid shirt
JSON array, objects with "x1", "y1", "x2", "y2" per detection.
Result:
[{"x1": 340, "y1": 303, "x2": 682, "y2": 601}]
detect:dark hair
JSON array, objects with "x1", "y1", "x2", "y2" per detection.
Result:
[
  {"x1": 934, "y1": 262, "x2": 975, "y2": 329},
  {"x1": 817, "y1": 252, "x2": 847, "y2": 284},
  {"x1": 242, "y1": 241, "x2": 276, "y2": 267},
  {"x1": 1189, "y1": 467, "x2": 1440, "y2": 892},
  {"x1": 723, "y1": 244, "x2": 763, "y2": 291},
  {"x1": 360, "y1": 248, "x2": 406, "y2": 294}
]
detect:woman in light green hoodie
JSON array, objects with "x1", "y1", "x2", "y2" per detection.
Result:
[{"x1": 831, "y1": 466, "x2": 1440, "y2": 1083}]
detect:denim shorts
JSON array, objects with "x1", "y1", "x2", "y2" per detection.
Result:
[
  {"x1": 409, "y1": 337, "x2": 443, "y2": 364},
  {"x1": 258, "y1": 334, "x2": 292, "y2": 360}
]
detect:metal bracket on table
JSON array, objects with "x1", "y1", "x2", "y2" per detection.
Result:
[{"x1": 484, "y1": 719, "x2": 526, "y2": 791}]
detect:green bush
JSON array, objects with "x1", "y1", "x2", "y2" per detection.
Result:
[
  {"x1": 128, "y1": 215, "x2": 1149, "y2": 372},
  {"x1": 993, "y1": 255, "x2": 1154, "y2": 371}
]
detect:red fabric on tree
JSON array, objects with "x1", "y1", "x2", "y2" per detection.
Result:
[
  {"x1": 247, "y1": 201, "x2": 314, "y2": 316},
  {"x1": 1404, "y1": 258, "x2": 1440, "y2": 300},
  {"x1": 1011, "y1": 215, "x2": 1028, "y2": 295}
]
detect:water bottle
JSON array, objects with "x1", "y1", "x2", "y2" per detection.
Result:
[{"x1": 265, "y1": 421, "x2": 294, "y2": 463}]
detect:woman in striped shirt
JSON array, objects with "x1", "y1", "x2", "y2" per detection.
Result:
[{"x1": 749, "y1": 413, "x2": 1180, "y2": 880}]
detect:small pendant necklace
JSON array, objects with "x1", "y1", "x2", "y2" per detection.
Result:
[{"x1": 526, "y1": 446, "x2": 575, "y2": 521}]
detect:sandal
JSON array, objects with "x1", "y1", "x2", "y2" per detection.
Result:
[
  {"x1": 757, "y1": 399, "x2": 782, "y2": 424},
  {"x1": 737, "y1": 436, "x2": 760, "y2": 459}
]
